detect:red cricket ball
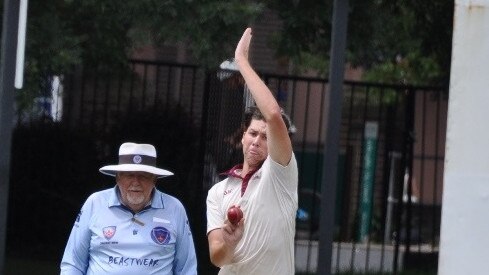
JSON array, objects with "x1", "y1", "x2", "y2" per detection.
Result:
[{"x1": 227, "y1": 205, "x2": 243, "y2": 225}]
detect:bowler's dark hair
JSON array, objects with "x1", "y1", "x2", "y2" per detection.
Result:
[{"x1": 242, "y1": 106, "x2": 296, "y2": 136}]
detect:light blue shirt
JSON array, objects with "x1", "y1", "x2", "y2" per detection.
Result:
[{"x1": 60, "y1": 186, "x2": 197, "y2": 275}]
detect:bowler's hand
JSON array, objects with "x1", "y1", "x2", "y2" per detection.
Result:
[
  {"x1": 222, "y1": 218, "x2": 245, "y2": 248},
  {"x1": 207, "y1": 218, "x2": 245, "y2": 267}
]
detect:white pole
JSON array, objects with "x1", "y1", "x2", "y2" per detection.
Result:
[
  {"x1": 384, "y1": 151, "x2": 401, "y2": 244},
  {"x1": 14, "y1": 0, "x2": 28, "y2": 89},
  {"x1": 438, "y1": 1, "x2": 489, "y2": 274}
]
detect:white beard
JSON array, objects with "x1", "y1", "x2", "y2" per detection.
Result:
[{"x1": 125, "y1": 192, "x2": 145, "y2": 205}]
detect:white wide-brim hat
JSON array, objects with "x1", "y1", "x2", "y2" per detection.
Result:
[{"x1": 99, "y1": 142, "x2": 174, "y2": 178}]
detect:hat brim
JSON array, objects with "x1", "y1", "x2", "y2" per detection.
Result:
[{"x1": 99, "y1": 164, "x2": 174, "y2": 178}]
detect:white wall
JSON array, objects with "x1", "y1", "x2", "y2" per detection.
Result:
[{"x1": 438, "y1": 1, "x2": 489, "y2": 274}]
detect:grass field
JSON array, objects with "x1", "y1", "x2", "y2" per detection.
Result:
[
  {"x1": 5, "y1": 258, "x2": 59, "y2": 275},
  {"x1": 5, "y1": 257, "x2": 435, "y2": 275}
]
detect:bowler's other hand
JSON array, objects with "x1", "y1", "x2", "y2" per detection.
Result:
[{"x1": 235, "y1": 28, "x2": 252, "y2": 64}]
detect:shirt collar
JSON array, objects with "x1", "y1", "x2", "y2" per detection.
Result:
[
  {"x1": 220, "y1": 164, "x2": 244, "y2": 178},
  {"x1": 220, "y1": 163, "x2": 261, "y2": 179}
]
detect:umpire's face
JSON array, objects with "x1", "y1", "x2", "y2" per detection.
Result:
[{"x1": 116, "y1": 171, "x2": 157, "y2": 212}]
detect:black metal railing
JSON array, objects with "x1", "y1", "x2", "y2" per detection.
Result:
[{"x1": 7, "y1": 60, "x2": 447, "y2": 274}]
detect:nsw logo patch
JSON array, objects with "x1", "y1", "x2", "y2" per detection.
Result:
[
  {"x1": 103, "y1": 226, "x2": 117, "y2": 240},
  {"x1": 151, "y1": 226, "x2": 171, "y2": 245}
]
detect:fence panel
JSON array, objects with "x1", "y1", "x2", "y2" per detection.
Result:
[
  {"x1": 7, "y1": 60, "x2": 447, "y2": 274},
  {"x1": 203, "y1": 70, "x2": 447, "y2": 274}
]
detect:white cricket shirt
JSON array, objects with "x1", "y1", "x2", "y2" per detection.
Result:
[{"x1": 207, "y1": 154, "x2": 298, "y2": 275}]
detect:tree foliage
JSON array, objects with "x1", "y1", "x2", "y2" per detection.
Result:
[
  {"x1": 266, "y1": 0, "x2": 454, "y2": 85},
  {"x1": 3, "y1": 0, "x2": 453, "y2": 106},
  {"x1": 3, "y1": 0, "x2": 263, "y2": 113},
  {"x1": 133, "y1": 1, "x2": 264, "y2": 67},
  {"x1": 22, "y1": 0, "x2": 263, "y2": 71}
]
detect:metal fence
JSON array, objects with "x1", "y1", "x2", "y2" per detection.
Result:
[
  {"x1": 205, "y1": 71, "x2": 447, "y2": 274},
  {"x1": 7, "y1": 60, "x2": 447, "y2": 274}
]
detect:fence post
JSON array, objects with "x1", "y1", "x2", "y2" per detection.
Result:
[
  {"x1": 0, "y1": 0, "x2": 20, "y2": 272},
  {"x1": 317, "y1": 0, "x2": 349, "y2": 274},
  {"x1": 392, "y1": 88, "x2": 415, "y2": 273}
]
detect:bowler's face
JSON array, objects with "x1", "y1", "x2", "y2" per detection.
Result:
[
  {"x1": 242, "y1": 119, "x2": 268, "y2": 169},
  {"x1": 116, "y1": 171, "x2": 156, "y2": 212}
]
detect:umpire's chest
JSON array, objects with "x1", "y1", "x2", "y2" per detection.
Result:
[{"x1": 89, "y1": 208, "x2": 177, "y2": 252}]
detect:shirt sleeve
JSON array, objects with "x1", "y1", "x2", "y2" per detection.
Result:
[
  {"x1": 263, "y1": 153, "x2": 299, "y2": 219},
  {"x1": 206, "y1": 184, "x2": 224, "y2": 234},
  {"x1": 267, "y1": 152, "x2": 298, "y2": 195},
  {"x1": 173, "y1": 202, "x2": 198, "y2": 275},
  {"x1": 60, "y1": 196, "x2": 94, "y2": 275}
]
